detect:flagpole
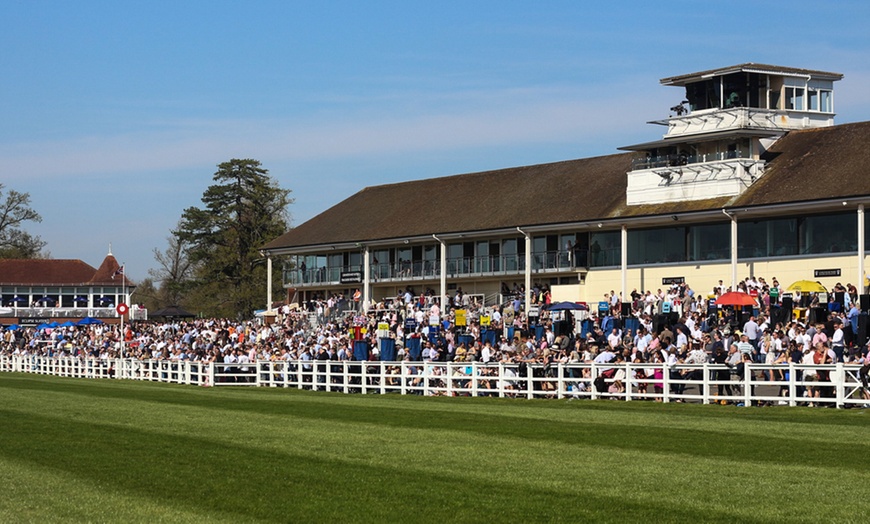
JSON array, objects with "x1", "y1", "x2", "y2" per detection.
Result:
[{"x1": 120, "y1": 264, "x2": 126, "y2": 359}]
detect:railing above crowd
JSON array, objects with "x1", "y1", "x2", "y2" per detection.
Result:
[
  {"x1": 285, "y1": 251, "x2": 587, "y2": 286},
  {"x1": 2, "y1": 355, "x2": 868, "y2": 409}
]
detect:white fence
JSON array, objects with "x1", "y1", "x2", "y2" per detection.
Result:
[{"x1": 1, "y1": 355, "x2": 867, "y2": 408}]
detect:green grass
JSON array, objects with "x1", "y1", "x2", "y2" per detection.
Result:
[{"x1": 0, "y1": 374, "x2": 868, "y2": 523}]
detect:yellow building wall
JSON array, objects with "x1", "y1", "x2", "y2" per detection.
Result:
[{"x1": 552, "y1": 253, "x2": 869, "y2": 303}]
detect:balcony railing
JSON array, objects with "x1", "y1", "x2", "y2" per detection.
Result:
[
  {"x1": 0, "y1": 306, "x2": 148, "y2": 320},
  {"x1": 284, "y1": 250, "x2": 590, "y2": 287},
  {"x1": 631, "y1": 150, "x2": 747, "y2": 171}
]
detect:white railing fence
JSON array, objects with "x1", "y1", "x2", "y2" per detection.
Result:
[{"x1": 1, "y1": 355, "x2": 867, "y2": 408}]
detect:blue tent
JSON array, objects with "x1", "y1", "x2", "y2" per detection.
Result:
[
  {"x1": 77, "y1": 317, "x2": 105, "y2": 326},
  {"x1": 5, "y1": 324, "x2": 19, "y2": 330}
]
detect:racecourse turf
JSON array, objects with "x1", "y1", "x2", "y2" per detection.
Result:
[{"x1": 0, "y1": 374, "x2": 867, "y2": 523}]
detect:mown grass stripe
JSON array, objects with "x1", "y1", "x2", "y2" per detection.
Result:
[{"x1": 1, "y1": 374, "x2": 868, "y2": 523}]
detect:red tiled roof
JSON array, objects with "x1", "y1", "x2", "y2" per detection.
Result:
[
  {"x1": 0, "y1": 255, "x2": 135, "y2": 287},
  {"x1": 0, "y1": 259, "x2": 99, "y2": 285},
  {"x1": 90, "y1": 254, "x2": 134, "y2": 286}
]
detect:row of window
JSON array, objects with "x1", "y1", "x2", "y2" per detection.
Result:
[{"x1": 285, "y1": 212, "x2": 866, "y2": 285}]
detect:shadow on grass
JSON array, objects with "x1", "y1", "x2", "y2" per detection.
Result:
[
  {"x1": 0, "y1": 407, "x2": 775, "y2": 523},
  {"x1": 3, "y1": 376, "x2": 868, "y2": 476}
]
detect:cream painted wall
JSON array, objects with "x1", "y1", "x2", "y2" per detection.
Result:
[{"x1": 552, "y1": 253, "x2": 869, "y2": 303}]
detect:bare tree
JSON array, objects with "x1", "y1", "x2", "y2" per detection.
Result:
[
  {"x1": 0, "y1": 183, "x2": 46, "y2": 258},
  {"x1": 149, "y1": 225, "x2": 197, "y2": 306}
]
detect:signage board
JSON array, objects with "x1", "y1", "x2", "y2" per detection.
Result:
[
  {"x1": 662, "y1": 276, "x2": 685, "y2": 285},
  {"x1": 340, "y1": 271, "x2": 363, "y2": 284},
  {"x1": 455, "y1": 309, "x2": 467, "y2": 326},
  {"x1": 814, "y1": 269, "x2": 841, "y2": 278},
  {"x1": 18, "y1": 317, "x2": 50, "y2": 326}
]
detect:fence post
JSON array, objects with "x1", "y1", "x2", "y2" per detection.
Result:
[
  {"x1": 625, "y1": 362, "x2": 632, "y2": 402},
  {"x1": 835, "y1": 363, "x2": 844, "y2": 409},
  {"x1": 743, "y1": 363, "x2": 752, "y2": 406},
  {"x1": 788, "y1": 362, "x2": 797, "y2": 407},
  {"x1": 702, "y1": 362, "x2": 710, "y2": 405},
  {"x1": 526, "y1": 364, "x2": 534, "y2": 400},
  {"x1": 662, "y1": 363, "x2": 669, "y2": 403},
  {"x1": 557, "y1": 363, "x2": 565, "y2": 400},
  {"x1": 590, "y1": 362, "x2": 598, "y2": 400}
]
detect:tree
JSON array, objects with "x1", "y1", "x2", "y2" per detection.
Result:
[
  {"x1": 149, "y1": 226, "x2": 197, "y2": 307},
  {"x1": 0, "y1": 184, "x2": 46, "y2": 258},
  {"x1": 175, "y1": 159, "x2": 292, "y2": 318}
]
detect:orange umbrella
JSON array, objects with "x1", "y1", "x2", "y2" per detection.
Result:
[{"x1": 714, "y1": 291, "x2": 757, "y2": 307}]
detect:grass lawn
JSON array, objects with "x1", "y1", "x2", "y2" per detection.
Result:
[{"x1": 0, "y1": 373, "x2": 868, "y2": 523}]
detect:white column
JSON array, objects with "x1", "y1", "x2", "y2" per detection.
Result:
[
  {"x1": 859, "y1": 205, "x2": 865, "y2": 293},
  {"x1": 730, "y1": 214, "x2": 738, "y2": 291},
  {"x1": 266, "y1": 255, "x2": 273, "y2": 312},
  {"x1": 363, "y1": 246, "x2": 371, "y2": 312},
  {"x1": 620, "y1": 225, "x2": 628, "y2": 305},
  {"x1": 435, "y1": 236, "x2": 447, "y2": 311},
  {"x1": 523, "y1": 232, "x2": 532, "y2": 315}
]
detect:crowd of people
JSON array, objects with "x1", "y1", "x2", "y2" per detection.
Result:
[{"x1": 2, "y1": 275, "x2": 870, "y2": 405}]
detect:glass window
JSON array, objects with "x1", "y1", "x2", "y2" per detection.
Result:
[
  {"x1": 808, "y1": 89, "x2": 818, "y2": 111},
  {"x1": 738, "y1": 218, "x2": 798, "y2": 258},
  {"x1": 785, "y1": 87, "x2": 804, "y2": 110},
  {"x1": 589, "y1": 231, "x2": 621, "y2": 267},
  {"x1": 532, "y1": 236, "x2": 546, "y2": 269},
  {"x1": 800, "y1": 213, "x2": 856, "y2": 254},
  {"x1": 627, "y1": 227, "x2": 686, "y2": 265},
  {"x1": 688, "y1": 223, "x2": 730, "y2": 261},
  {"x1": 502, "y1": 238, "x2": 519, "y2": 272},
  {"x1": 820, "y1": 90, "x2": 832, "y2": 112}
]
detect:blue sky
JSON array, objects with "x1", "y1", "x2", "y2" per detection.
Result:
[{"x1": 3, "y1": 1, "x2": 870, "y2": 281}]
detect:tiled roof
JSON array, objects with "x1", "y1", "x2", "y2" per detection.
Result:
[
  {"x1": 0, "y1": 254, "x2": 135, "y2": 287},
  {"x1": 263, "y1": 120, "x2": 870, "y2": 251},
  {"x1": 0, "y1": 259, "x2": 99, "y2": 285},
  {"x1": 90, "y1": 254, "x2": 134, "y2": 286}
]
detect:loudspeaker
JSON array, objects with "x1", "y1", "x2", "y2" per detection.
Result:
[
  {"x1": 771, "y1": 307, "x2": 789, "y2": 327},
  {"x1": 653, "y1": 314, "x2": 668, "y2": 334},
  {"x1": 781, "y1": 296, "x2": 793, "y2": 311},
  {"x1": 835, "y1": 291, "x2": 845, "y2": 306},
  {"x1": 858, "y1": 314, "x2": 869, "y2": 348},
  {"x1": 861, "y1": 294, "x2": 870, "y2": 312},
  {"x1": 810, "y1": 307, "x2": 828, "y2": 325},
  {"x1": 621, "y1": 302, "x2": 632, "y2": 317}
]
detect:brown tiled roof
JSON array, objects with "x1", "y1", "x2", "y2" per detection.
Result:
[
  {"x1": 0, "y1": 254, "x2": 135, "y2": 287},
  {"x1": 0, "y1": 259, "x2": 99, "y2": 285},
  {"x1": 735, "y1": 122, "x2": 870, "y2": 206},
  {"x1": 90, "y1": 254, "x2": 135, "y2": 286},
  {"x1": 660, "y1": 63, "x2": 843, "y2": 85},
  {"x1": 264, "y1": 120, "x2": 870, "y2": 251},
  {"x1": 264, "y1": 152, "x2": 637, "y2": 250}
]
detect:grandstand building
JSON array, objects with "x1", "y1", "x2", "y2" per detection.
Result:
[
  {"x1": 0, "y1": 252, "x2": 138, "y2": 325},
  {"x1": 262, "y1": 63, "x2": 869, "y2": 313}
]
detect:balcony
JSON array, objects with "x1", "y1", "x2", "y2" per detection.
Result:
[
  {"x1": 627, "y1": 155, "x2": 766, "y2": 206},
  {"x1": 657, "y1": 107, "x2": 835, "y2": 139},
  {"x1": 0, "y1": 306, "x2": 148, "y2": 320},
  {"x1": 284, "y1": 251, "x2": 588, "y2": 287}
]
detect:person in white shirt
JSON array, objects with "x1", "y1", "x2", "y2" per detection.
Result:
[
  {"x1": 607, "y1": 328, "x2": 621, "y2": 349},
  {"x1": 831, "y1": 319, "x2": 845, "y2": 362}
]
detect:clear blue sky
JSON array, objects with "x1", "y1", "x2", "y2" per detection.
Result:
[{"x1": 3, "y1": 1, "x2": 870, "y2": 282}]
